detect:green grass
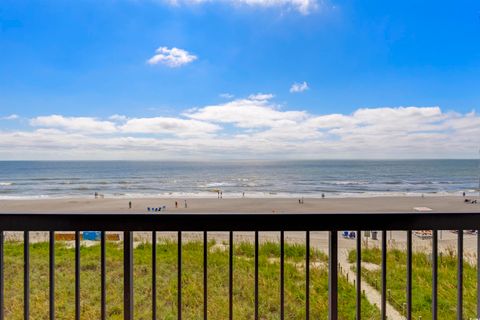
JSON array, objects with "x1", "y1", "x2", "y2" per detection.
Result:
[
  {"x1": 2, "y1": 239, "x2": 380, "y2": 320},
  {"x1": 349, "y1": 247, "x2": 477, "y2": 320}
]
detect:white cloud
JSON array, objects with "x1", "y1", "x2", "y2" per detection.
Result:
[
  {"x1": 2, "y1": 96, "x2": 480, "y2": 159},
  {"x1": 120, "y1": 117, "x2": 220, "y2": 137},
  {"x1": 290, "y1": 81, "x2": 309, "y2": 93},
  {"x1": 220, "y1": 93, "x2": 234, "y2": 99},
  {"x1": 164, "y1": 0, "x2": 319, "y2": 15},
  {"x1": 1, "y1": 114, "x2": 19, "y2": 120},
  {"x1": 109, "y1": 114, "x2": 128, "y2": 122},
  {"x1": 147, "y1": 47, "x2": 197, "y2": 67},
  {"x1": 185, "y1": 94, "x2": 307, "y2": 128},
  {"x1": 30, "y1": 115, "x2": 117, "y2": 133}
]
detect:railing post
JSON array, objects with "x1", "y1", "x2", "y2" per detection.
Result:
[
  {"x1": 280, "y1": 231, "x2": 284, "y2": 320},
  {"x1": 101, "y1": 231, "x2": 106, "y2": 320},
  {"x1": 356, "y1": 230, "x2": 361, "y2": 320},
  {"x1": 124, "y1": 231, "x2": 133, "y2": 320},
  {"x1": 229, "y1": 231, "x2": 233, "y2": 320},
  {"x1": 24, "y1": 231, "x2": 29, "y2": 320},
  {"x1": 49, "y1": 231, "x2": 55, "y2": 320},
  {"x1": 457, "y1": 230, "x2": 463, "y2": 320},
  {"x1": 152, "y1": 231, "x2": 157, "y2": 320},
  {"x1": 306, "y1": 231, "x2": 310, "y2": 320},
  {"x1": 0, "y1": 230, "x2": 3, "y2": 320},
  {"x1": 477, "y1": 230, "x2": 480, "y2": 319},
  {"x1": 75, "y1": 231, "x2": 80, "y2": 320},
  {"x1": 406, "y1": 230, "x2": 412, "y2": 320},
  {"x1": 432, "y1": 230, "x2": 438, "y2": 320},
  {"x1": 381, "y1": 230, "x2": 387, "y2": 320},
  {"x1": 329, "y1": 230, "x2": 338, "y2": 320},
  {"x1": 204, "y1": 231, "x2": 208, "y2": 320},
  {"x1": 255, "y1": 231, "x2": 259, "y2": 320},
  {"x1": 178, "y1": 231, "x2": 182, "y2": 320}
]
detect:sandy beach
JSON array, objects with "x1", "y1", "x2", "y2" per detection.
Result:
[{"x1": 1, "y1": 195, "x2": 479, "y2": 214}]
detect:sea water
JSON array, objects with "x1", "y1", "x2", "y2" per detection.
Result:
[{"x1": 0, "y1": 160, "x2": 478, "y2": 199}]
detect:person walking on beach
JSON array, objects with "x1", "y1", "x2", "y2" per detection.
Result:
[
  {"x1": 463, "y1": 192, "x2": 466, "y2": 197},
  {"x1": 175, "y1": 201, "x2": 178, "y2": 208},
  {"x1": 242, "y1": 192, "x2": 245, "y2": 198},
  {"x1": 129, "y1": 201, "x2": 132, "y2": 209},
  {"x1": 184, "y1": 200, "x2": 187, "y2": 208}
]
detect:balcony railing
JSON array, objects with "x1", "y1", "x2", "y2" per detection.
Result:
[{"x1": 0, "y1": 212, "x2": 479, "y2": 320}]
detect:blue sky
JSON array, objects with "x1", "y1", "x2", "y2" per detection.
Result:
[{"x1": 0, "y1": 0, "x2": 479, "y2": 159}]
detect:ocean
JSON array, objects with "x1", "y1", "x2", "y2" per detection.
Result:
[{"x1": 0, "y1": 160, "x2": 479, "y2": 199}]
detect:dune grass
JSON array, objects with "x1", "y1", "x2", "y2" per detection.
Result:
[
  {"x1": 2, "y1": 238, "x2": 380, "y2": 319},
  {"x1": 349, "y1": 247, "x2": 477, "y2": 320}
]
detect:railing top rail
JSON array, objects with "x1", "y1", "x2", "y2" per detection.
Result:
[{"x1": 0, "y1": 212, "x2": 479, "y2": 231}]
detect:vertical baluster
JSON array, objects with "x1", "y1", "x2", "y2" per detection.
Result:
[
  {"x1": 255, "y1": 231, "x2": 259, "y2": 320},
  {"x1": 457, "y1": 229, "x2": 463, "y2": 320},
  {"x1": 75, "y1": 231, "x2": 80, "y2": 320},
  {"x1": 178, "y1": 231, "x2": 182, "y2": 320},
  {"x1": 49, "y1": 231, "x2": 55, "y2": 320},
  {"x1": 101, "y1": 231, "x2": 106, "y2": 320},
  {"x1": 24, "y1": 231, "x2": 29, "y2": 320},
  {"x1": 124, "y1": 231, "x2": 133, "y2": 320},
  {"x1": 381, "y1": 230, "x2": 387, "y2": 320},
  {"x1": 406, "y1": 230, "x2": 412, "y2": 320},
  {"x1": 432, "y1": 230, "x2": 438, "y2": 320},
  {"x1": 0, "y1": 231, "x2": 4, "y2": 320},
  {"x1": 306, "y1": 231, "x2": 310, "y2": 320},
  {"x1": 152, "y1": 231, "x2": 157, "y2": 320},
  {"x1": 329, "y1": 231, "x2": 338, "y2": 320},
  {"x1": 477, "y1": 229, "x2": 480, "y2": 319},
  {"x1": 356, "y1": 230, "x2": 361, "y2": 320},
  {"x1": 229, "y1": 231, "x2": 233, "y2": 320},
  {"x1": 280, "y1": 231, "x2": 284, "y2": 320},
  {"x1": 204, "y1": 231, "x2": 208, "y2": 320}
]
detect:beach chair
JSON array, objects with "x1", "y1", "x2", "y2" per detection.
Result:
[
  {"x1": 342, "y1": 231, "x2": 349, "y2": 238},
  {"x1": 349, "y1": 231, "x2": 356, "y2": 239},
  {"x1": 147, "y1": 207, "x2": 150, "y2": 212},
  {"x1": 162, "y1": 205, "x2": 166, "y2": 211}
]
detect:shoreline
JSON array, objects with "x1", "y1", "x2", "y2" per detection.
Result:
[{"x1": 1, "y1": 189, "x2": 479, "y2": 201}]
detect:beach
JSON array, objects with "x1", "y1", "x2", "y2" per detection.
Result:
[{"x1": 1, "y1": 195, "x2": 479, "y2": 214}]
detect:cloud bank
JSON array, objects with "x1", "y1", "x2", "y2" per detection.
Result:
[{"x1": 1, "y1": 95, "x2": 479, "y2": 160}]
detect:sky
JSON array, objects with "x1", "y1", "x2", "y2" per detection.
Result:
[{"x1": 0, "y1": 0, "x2": 479, "y2": 160}]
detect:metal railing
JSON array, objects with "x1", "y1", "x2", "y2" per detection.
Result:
[{"x1": 0, "y1": 212, "x2": 479, "y2": 320}]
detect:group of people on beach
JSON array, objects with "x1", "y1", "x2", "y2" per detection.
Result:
[{"x1": 174, "y1": 200, "x2": 188, "y2": 208}]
